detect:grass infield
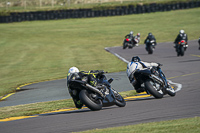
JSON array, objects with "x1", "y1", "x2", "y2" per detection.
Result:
[{"x1": 78, "y1": 117, "x2": 200, "y2": 133}]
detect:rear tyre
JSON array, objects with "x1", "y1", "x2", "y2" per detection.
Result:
[
  {"x1": 148, "y1": 46, "x2": 153, "y2": 54},
  {"x1": 180, "y1": 46, "x2": 184, "y2": 56},
  {"x1": 145, "y1": 79, "x2": 163, "y2": 99},
  {"x1": 79, "y1": 90, "x2": 102, "y2": 111}
]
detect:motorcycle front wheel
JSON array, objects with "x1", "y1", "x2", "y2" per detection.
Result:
[
  {"x1": 79, "y1": 90, "x2": 102, "y2": 111},
  {"x1": 112, "y1": 88, "x2": 126, "y2": 107},
  {"x1": 123, "y1": 42, "x2": 127, "y2": 49},
  {"x1": 144, "y1": 79, "x2": 163, "y2": 99},
  {"x1": 166, "y1": 86, "x2": 176, "y2": 97}
]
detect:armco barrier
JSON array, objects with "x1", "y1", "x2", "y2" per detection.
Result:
[{"x1": 0, "y1": 1, "x2": 200, "y2": 23}]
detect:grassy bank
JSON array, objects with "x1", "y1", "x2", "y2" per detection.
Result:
[
  {"x1": 0, "y1": 7, "x2": 200, "y2": 96},
  {"x1": 78, "y1": 117, "x2": 200, "y2": 133}
]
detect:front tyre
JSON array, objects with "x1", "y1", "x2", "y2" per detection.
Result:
[
  {"x1": 112, "y1": 88, "x2": 126, "y2": 107},
  {"x1": 144, "y1": 79, "x2": 163, "y2": 99},
  {"x1": 79, "y1": 90, "x2": 102, "y2": 111},
  {"x1": 123, "y1": 42, "x2": 127, "y2": 49},
  {"x1": 166, "y1": 86, "x2": 176, "y2": 97}
]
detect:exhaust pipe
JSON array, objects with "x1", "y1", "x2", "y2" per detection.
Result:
[{"x1": 85, "y1": 84, "x2": 105, "y2": 97}]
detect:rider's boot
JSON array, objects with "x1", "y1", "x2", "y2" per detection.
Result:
[
  {"x1": 74, "y1": 99, "x2": 83, "y2": 109},
  {"x1": 135, "y1": 87, "x2": 145, "y2": 93}
]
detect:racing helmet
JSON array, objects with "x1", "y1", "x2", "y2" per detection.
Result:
[
  {"x1": 137, "y1": 33, "x2": 140, "y2": 37},
  {"x1": 131, "y1": 56, "x2": 141, "y2": 62},
  {"x1": 148, "y1": 32, "x2": 152, "y2": 36},
  {"x1": 130, "y1": 31, "x2": 133, "y2": 35},
  {"x1": 180, "y1": 30, "x2": 184, "y2": 34},
  {"x1": 68, "y1": 67, "x2": 79, "y2": 74}
]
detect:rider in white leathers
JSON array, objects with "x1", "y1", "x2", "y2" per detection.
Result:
[{"x1": 126, "y1": 56, "x2": 159, "y2": 93}]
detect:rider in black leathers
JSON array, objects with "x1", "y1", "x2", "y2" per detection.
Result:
[
  {"x1": 174, "y1": 30, "x2": 188, "y2": 50},
  {"x1": 124, "y1": 31, "x2": 134, "y2": 45},
  {"x1": 144, "y1": 32, "x2": 157, "y2": 48},
  {"x1": 67, "y1": 67, "x2": 100, "y2": 109}
]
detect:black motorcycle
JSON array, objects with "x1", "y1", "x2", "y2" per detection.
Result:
[
  {"x1": 133, "y1": 64, "x2": 176, "y2": 99},
  {"x1": 123, "y1": 37, "x2": 137, "y2": 49},
  {"x1": 176, "y1": 40, "x2": 187, "y2": 56},
  {"x1": 145, "y1": 39, "x2": 156, "y2": 54},
  {"x1": 68, "y1": 71, "x2": 126, "y2": 111}
]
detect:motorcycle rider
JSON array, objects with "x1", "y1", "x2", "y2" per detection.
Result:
[
  {"x1": 124, "y1": 31, "x2": 134, "y2": 45},
  {"x1": 67, "y1": 67, "x2": 99, "y2": 109},
  {"x1": 134, "y1": 33, "x2": 141, "y2": 46},
  {"x1": 144, "y1": 32, "x2": 157, "y2": 49},
  {"x1": 126, "y1": 56, "x2": 172, "y2": 94},
  {"x1": 174, "y1": 30, "x2": 188, "y2": 50}
]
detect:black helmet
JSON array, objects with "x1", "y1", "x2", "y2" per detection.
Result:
[
  {"x1": 148, "y1": 32, "x2": 152, "y2": 36},
  {"x1": 131, "y1": 56, "x2": 141, "y2": 62}
]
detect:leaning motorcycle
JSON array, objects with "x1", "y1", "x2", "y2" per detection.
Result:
[
  {"x1": 68, "y1": 71, "x2": 126, "y2": 111},
  {"x1": 176, "y1": 40, "x2": 187, "y2": 56},
  {"x1": 145, "y1": 39, "x2": 156, "y2": 54},
  {"x1": 123, "y1": 37, "x2": 136, "y2": 49},
  {"x1": 133, "y1": 64, "x2": 176, "y2": 99}
]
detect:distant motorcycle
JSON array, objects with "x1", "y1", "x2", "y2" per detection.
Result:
[
  {"x1": 123, "y1": 37, "x2": 134, "y2": 49},
  {"x1": 68, "y1": 70, "x2": 126, "y2": 111},
  {"x1": 133, "y1": 36, "x2": 140, "y2": 46},
  {"x1": 176, "y1": 40, "x2": 187, "y2": 56},
  {"x1": 145, "y1": 39, "x2": 156, "y2": 54},
  {"x1": 133, "y1": 64, "x2": 176, "y2": 99},
  {"x1": 123, "y1": 36, "x2": 140, "y2": 49}
]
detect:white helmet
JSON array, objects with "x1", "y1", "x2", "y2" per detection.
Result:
[
  {"x1": 180, "y1": 30, "x2": 184, "y2": 34},
  {"x1": 130, "y1": 31, "x2": 133, "y2": 35},
  {"x1": 68, "y1": 67, "x2": 79, "y2": 74}
]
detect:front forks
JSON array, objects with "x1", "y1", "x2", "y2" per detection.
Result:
[{"x1": 157, "y1": 68, "x2": 168, "y2": 88}]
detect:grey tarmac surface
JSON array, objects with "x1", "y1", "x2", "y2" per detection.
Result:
[
  {"x1": 0, "y1": 72, "x2": 132, "y2": 107},
  {"x1": 0, "y1": 40, "x2": 200, "y2": 133}
]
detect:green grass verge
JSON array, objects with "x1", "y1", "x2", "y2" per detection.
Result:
[
  {"x1": 0, "y1": 90, "x2": 136, "y2": 119},
  {"x1": 77, "y1": 117, "x2": 200, "y2": 133},
  {"x1": 0, "y1": 8, "x2": 199, "y2": 97}
]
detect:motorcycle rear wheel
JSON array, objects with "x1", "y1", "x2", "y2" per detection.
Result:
[
  {"x1": 79, "y1": 90, "x2": 102, "y2": 111},
  {"x1": 148, "y1": 46, "x2": 153, "y2": 54},
  {"x1": 180, "y1": 46, "x2": 184, "y2": 56},
  {"x1": 144, "y1": 79, "x2": 163, "y2": 99}
]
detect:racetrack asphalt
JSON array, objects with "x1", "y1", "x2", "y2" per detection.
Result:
[
  {"x1": 0, "y1": 40, "x2": 200, "y2": 133},
  {"x1": 0, "y1": 72, "x2": 133, "y2": 107}
]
